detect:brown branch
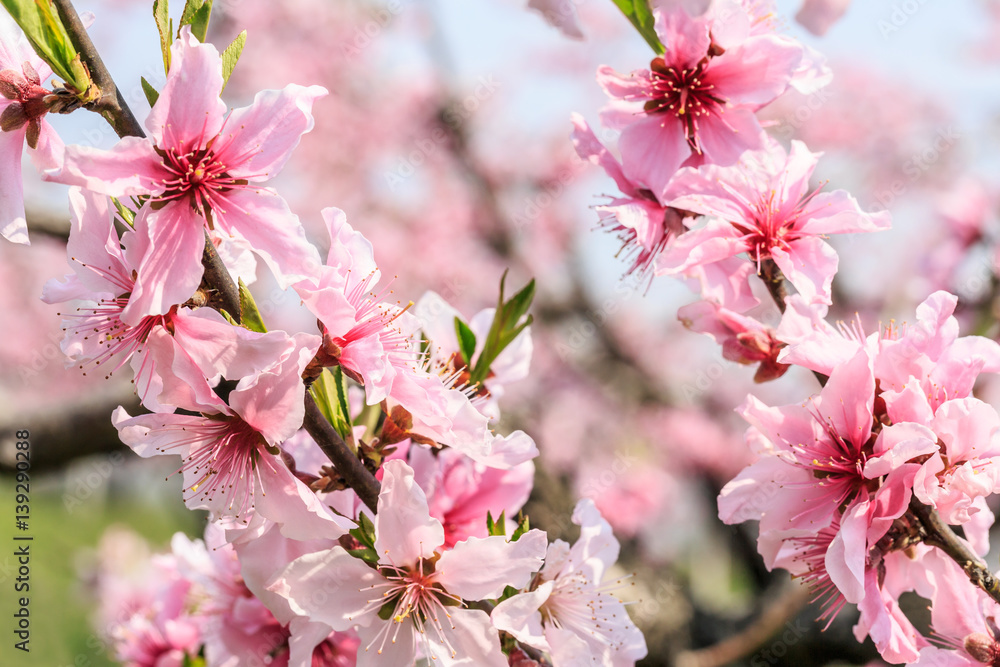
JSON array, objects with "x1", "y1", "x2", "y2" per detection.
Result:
[
  {"x1": 302, "y1": 394, "x2": 380, "y2": 513},
  {"x1": 51, "y1": 0, "x2": 143, "y2": 138},
  {"x1": 674, "y1": 582, "x2": 812, "y2": 667},
  {"x1": 759, "y1": 258, "x2": 788, "y2": 314},
  {"x1": 201, "y1": 233, "x2": 242, "y2": 323},
  {"x1": 909, "y1": 497, "x2": 1000, "y2": 605}
]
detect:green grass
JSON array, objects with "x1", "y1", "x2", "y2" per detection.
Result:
[{"x1": 1, "y1": 464, "x2": 203, "y2": 667}]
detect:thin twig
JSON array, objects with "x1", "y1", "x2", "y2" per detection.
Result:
[
  {"x1": 201, "y1": 233, "x2": 241, "y2": 323},
  {"x1": 675, "y1": 582, "x2": 812, "y2": 667},
  {"x1": 302, "y1": 394, "x2": 381, "y2": 513},
  {"x1": 51, "y1": 0, "x2": 143, "y2": 138},
  {"x1": 909, "y1": 497, "x2": 1000, "y2": 605}
]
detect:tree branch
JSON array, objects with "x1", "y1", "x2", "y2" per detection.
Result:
[
  {"x1": 302, "y1": 394, "x2": 380, "y2": 513},
  {"x1": 675, "y1": 582, "x2": 812, "y2": 667},
  {"x1": 51, "y1": 0, "x2": 143, "y2": 138},
  {"x1": 909, "y1": 497, "x2": 1000, "y2": 605}
]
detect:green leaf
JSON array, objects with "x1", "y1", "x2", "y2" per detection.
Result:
[
  {"x1": 0, "y1": 0, "x2": 92, "y2": 93},
  {"x1": 237, "y1": 278, "x2": 267, "y2": 333},
  {"x1": 311, "y1": 369, "x2": 353, "y2": 442},
  {"x1": 467, "y1": 272, "x2": 535, "y2": 386},
  {"x1": 153, "y1": 0, "x2": 172, "y2": 74},
  {"x1": 486, "y1": 511, "x2": 507, "y2": 537},
  {"x1": 350, "y1": 511, "x2": 377, "y2": 549},
  {"x1": 219, "y1": 29, "x2": 245, "y2": 92},
  {"x1": 510, "y1": 514, "x2": 530, "y2": 542},
  {"x1": 178, "y1": 0, "x2": 213, "y2": 42},
  {"x1": 454, "y1": 317, "x2": 477, "y2": 366},
  {"x1": 140, "y1": 76, "x2": 159, "y2": 107},
  {"x1": 110, "y1": 197, "x2": 135, "y2": 227},
  {"x1": 348, "y1": 547, "x2": 380, "y2": 565},
  {"x1": 609, "y1": 0, "x2": 664, "y2": 54}
]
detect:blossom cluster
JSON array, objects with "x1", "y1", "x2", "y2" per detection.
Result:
[
  {"x1": 0, "y1": 7, "x2": 647, "y2": 666},
  {"x1": 571, "y1": 0, "x2": 1000, "y2": 664}
]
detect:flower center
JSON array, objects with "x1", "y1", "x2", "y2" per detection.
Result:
[
  {"x1": 644, "y1": 56, "x2": 727, "y2": 150},
  {"x1": 155, "y1": 144, "x2": 247, "y2": 218}
]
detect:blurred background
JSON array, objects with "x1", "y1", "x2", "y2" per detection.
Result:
[{"x1": 4, "y1": 0, "x2": 1000, "y2": 664}]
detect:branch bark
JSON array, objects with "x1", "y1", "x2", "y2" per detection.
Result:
[
  {"x1": 909, "y1": 497, "x2": 1000, "y2": 605},
  {"x1": 302, "y1": 394, "x2": 380, "y2": 513},
  {"x1": 52, "y1": 0, "x2": 143, "y2": 138}
]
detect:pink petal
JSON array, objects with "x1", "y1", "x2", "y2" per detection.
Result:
[
  {"x1": 0, "y1": 127, "x2": 27, "y2": 243},
  {"x1": 428, "y1": 607, "x2": 507, "y2": 666},
  {"x1": 49, "y1": 137, "x2": 166, "y2": 196},
  {"x1": 665, "y1": 164, "x2": 756, "y2": 223},
  {"x1": 374, "y1": 460, "x2": 445, "y2": 567},
  {"x1": 932, "y1": 398, "x2": 1000, "y2": 463},
  {"x1": 171, "y1": 308, "x2": 300, "y2": 384},
  {"x1": 527, "y1": 0, "x2": 585, "y2": 39},
  {"x1": 113, "y1": 407, "x2": 227, "y2": 458},
  {"x1": 146, "y1": 26, "x2": 226, "y2": 150},
  {"x1": 816, "y1": 348, "x2": 874, "y2": 445},
  {"x1": 657, "y1": 219, "x2": 747, "y2": 275},
  {"x1": 795, "y1": 0, "x2": 851, "y2": 36},
  {"x1": 695, "y1": 107, "x2": 767, "y2": 167},
  {"x1": 215, "y1": 84, "x2": 327, "y2": 181},
  {"x1": 825, "y1": 499, "x2": 868, "y2": 603},
  {"x1": 228, "y1": 333, "x2": 317, "y2": 444},
  {"x1": 798, "y1": 190, "x2": 892, "y2": 236},
  {"x1": 254, "y1": 458, "x2": 354, "y2": 541},
  {"x1": 708, "y1": 35, "x2": 802, "y2": 107},
  {"x1": 215, "y1": 188, "x2": 322, "y2": 289},
  {"x1": 865, "y1": 422, "x2": 938, "y2": 479},
  {"x1": 322, "y1": 206, "x2": 377, "y2": 277},
  {"x1": 267, "y1": 548, "x2": 380, "y2": 631},
  {"x1": 27, "y1": 117, "x2": 63, "y2": 171},
  {"x1": 436, "y1": 530, "x2": 547, "y2": 600},
  {"x1": 770, "y1": 236, "x2": 838, "y2": 305},
  {"x1": 618, "y1": 113, "x2": 691, "y2": 197},
  {"x1": 490, "y1": 583, "x2": 551, "y2": 651},
  {"x1": 775, "y1": 140, "x2": 819, "y2": 211},
  {"x1": 655, "y1": 8, "x2": 712, "y2": 68},
  {"x1": 571, "y1": 113, "x2": 634, "y2": 196},
  {"x1": 355, "y1": 621, "x2": 417, "y2": 666},
  {"x1": 121, "y1": 204, "x2": 206, "y2": 322}
]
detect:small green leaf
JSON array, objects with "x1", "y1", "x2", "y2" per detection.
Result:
[
  {"x1": 486, "y1": 511, "x2": 507, "y2": 537},
  {"x1": 220, "y1": 30, "x2": 246, "y2": 92},
  {"x1": 350, "y1": 511, "x2": 377, "y2": 549},
  {"x1": 311, "y1": 368, "x2": 353, "y2": 442},
  {"x1": 510, "y1": 514, "x2": 530, "y2": 542},
  {"x1": 237, "y1": 278, "x2": 267, "y2": 333},
  {"x1": 609, "y1": 0, "x2": 664, "y2": 54},
  {"x1": 110, "y1": 197, "x2": 135, "y2": 227},
  {"x1": 153, "y1": 0, "x2": 172, "y2": 74},
  {"x1": 454, "y1": 317, "x2": 477, "y2": 366},
  {"x1": 348, "y1": 547, "x2": 380, "y2": 565},
  {"x1": 467, "y1": 272, "x2": 535, "y2": 386},
  {"x1": 219, "y1": 308, "x2": 238, "y2": 326},
  {"x1": 179, "y1": 0, "x2": 213, "y2": 42},
  {"x1": 0, "y1": 0, "x2": 92, "y2": 94},
  {"x1": 140, "y1": 76, "x2": 159, "y2": 107}
]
